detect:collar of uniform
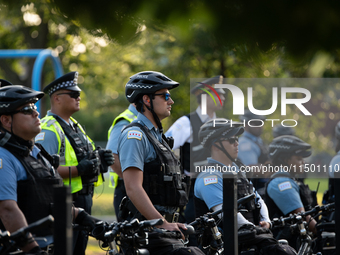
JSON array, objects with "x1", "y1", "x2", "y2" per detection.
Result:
[
  {"x1": 207, "y1": 157, "x2": 239, "y2": 170},
  {"x1": 128, "y1": 104, "x2": 139, "y2": 117},
  {"x1": 31, "y1": 145, "x2": 41, "y2": 158},
  {"x1": 136, "y1": 113, "x2": 159, "y2": 133},
  {"x1": 271, "y1": 169, "x2": 291, "y2": 178},
  {"x1": 47, "y1": 110, "x2": 75, "y2": 129},
  {"x1": 196, "y1": 106, "x2": 216, "y2": 123}
]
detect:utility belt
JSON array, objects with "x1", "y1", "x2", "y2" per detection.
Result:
[
  {"x1": 118, "y1": 196, "x2": 179, "y2": 223},
  {"x1": 163, "y1": 212, "x2": 179, "y2": 223},
  {"x1": 77, "y1": 184, "x2": 94, "y2": 195}
]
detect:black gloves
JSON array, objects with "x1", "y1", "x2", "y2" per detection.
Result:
[
  {"x1": 77, "y1": 153, "x2": 100, "y2": 176},
  {"x1": 97, "y1": 148, "x2": 114, "y2": 173},
  {"x1": 26, "y1": 246, "x2": 48, "y2": 255},
  {"x1": 75, "y1": 210, "x2": 100, "y2": 232}
]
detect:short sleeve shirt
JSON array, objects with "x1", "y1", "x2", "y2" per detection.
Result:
[
  {"x1": 267, "y1": 175, "x2": 303, "y2": 215},
  {"x1": 194, "y1": 160, "x2": 223, "y2": 210},
  {"x1": 118, "y1": 113, "x2": 162, "y2": 172},
  {"x1": 106, "y1": 105, "x2": 138, "y2": 154},
  {"x1": 0, "y1": 146, "x2": 40, "y2": 201},
  {"x1": 35, "y1": 111, "x2": 91, "y2": 155}
]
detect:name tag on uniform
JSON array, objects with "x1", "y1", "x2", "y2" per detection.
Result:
[
  {"x1": 278, "y1": 181, "x2": 292, "y2": 191},
  {"x1": 127, "y1": 130, "x2": 142, "y2": 140},
  {"x1": 0, "y1": 159, "x2": 2, "y2": 169},
  {"x1": 35, "y1": 132, "x2": 45, "y2": 141},
  {"x1": 204, "y1": 175, "x2": 218, "y2": 185}
]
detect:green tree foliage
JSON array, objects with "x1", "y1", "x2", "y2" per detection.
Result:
[{"x1": 1, "y1": 1, "x2": 340, "y2": 160}]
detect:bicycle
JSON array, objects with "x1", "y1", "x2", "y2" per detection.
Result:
[
  {"x1": 0, "y1": 215, "x2": 54, "y2": 255},
  {"x1": 186, "y1": 193, "x2": 257, "y2": 255},
  {"x1": 90, "y1": 217, "x2": 169, "y2": 255},
  {"x1": 272, "y1": 202, "x2": 335, "y2": 255}
]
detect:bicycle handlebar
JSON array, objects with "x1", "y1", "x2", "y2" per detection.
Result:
[
  {"x1": 8, "y1": 215, "x2": 54, "y2": 241},
  {"x1": 272, "y1": 202, "x2": 335, "y2": 227}
]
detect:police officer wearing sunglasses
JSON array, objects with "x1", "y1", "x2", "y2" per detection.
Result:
[
  {"x1": 194, "y1": 119, "x2": 296, "y2": 254},
  {"x1": 117, "y1": 71, "x2": 203, "y2": 255},
  {"x1": 0, "y1": 82, "x2": 103, "y2": 255},
  {"x1": 35, "y1": 72, "x2": 114, "y2": 255}
]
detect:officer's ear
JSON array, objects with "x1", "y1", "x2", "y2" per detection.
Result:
[
  {"x1": 0, "y1": 114, "x2": 12, "y2": 128},
  {"x1": 142, "y1": 95, "x2": 151, "y2": 106}
]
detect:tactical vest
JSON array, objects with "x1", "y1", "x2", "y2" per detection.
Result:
[
  {"x1": 181, "y1": 112, "x2": 211, "y2": 173},
  {"x1": 107, "y1": 109, "x2": 137, "y2": 189},
  {"x1": 265, "y1": 173, "x2": 314, "y2": 219},
  {"x1": 126, "y1": 122, "x2": 190, "y2": 208},
  {"x1": 40, "y1": 115, "x2": 102, "y2": 193},
  {"x1": 0, "y1": 141, "x2": 63, "y2": 237},
  {"x1": 237, "y1": 171, "x2": 259, "y2": 224}
]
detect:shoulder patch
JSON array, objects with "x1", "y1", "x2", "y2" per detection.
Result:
[
  {"x1": 204, "y1": 175, "x2": 218, "y2": 186},
  {"x1": 0, "y1": 159, "x2": 2, "y2": 169},
  {"x1": 278, "y1": 181, "x2": 292, "y2": 191},
  {"x1": 127, "y1": 130, "x2": 142, "y2": 140},
  {"x1": 35, "y1": 132, "x2": 45, "y2": 141}
]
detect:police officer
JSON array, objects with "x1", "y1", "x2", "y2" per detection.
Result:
[
  {"x1": 106, "y1": 103, "x2": 138, "y2": 221},
  {"x1": 0, "y1": 84, "x2": 101, "y2": 255},
  {"x1": 118, "y1": 71, "x2": 203, "y2": 255},
  {"x1": 165, "y1": 75, "x2": 225, "y2": 174},
  {"x1": 265, "y1": 135, "x2": 317, "y2": 249},
  {"x1": 194, "y1": 119, "x2": 298, "y2": 254},
  {"x1": 238, "y1": 109, "x2": 270, "y2": 192},
  {"x1": 194, "y1": 119, "x2": 271, "y2": 229},
  {"x1": 165, "y1": 76, "x2": 225, "y2": 237},
  {"x1": 35, "y1": 72, "x2": 114, "y2": 255}
]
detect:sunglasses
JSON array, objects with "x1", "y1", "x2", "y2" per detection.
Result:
[
  {"x1": 12, "y1": 105, "x2": 38, "y2": 115},
  {"x1": 57, "y1": 91, "x2": 81, "y2": 99},
  {"x1": 154, "y1": 92, "x2": 171, "y2": 101},
  {"x1": 220, "y1": 137, "x2": 239, "y2": 144}
]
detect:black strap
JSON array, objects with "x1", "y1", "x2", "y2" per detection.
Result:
[{"x1": 54, "y1": 116, "x2": 89, "y2": 156}]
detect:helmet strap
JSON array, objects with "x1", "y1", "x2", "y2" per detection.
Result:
[
  {"x1": 143, "y1": 94, "x2": 163, "y2": 133},
  {"x1": 212, "y1": 140, "x2": 236, "y2": 163}
]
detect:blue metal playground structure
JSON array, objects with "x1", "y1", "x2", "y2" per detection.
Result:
[{"x1": 0, "y1": 49, "x2": 64, "y2": 112}]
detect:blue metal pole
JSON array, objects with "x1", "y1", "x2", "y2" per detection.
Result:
[
  {"x1": 32, "y1": 49, "x2": 63, "y2": 111},
  {"x1": 0, "y1": 49, "x2": 64, "y2": 112},
  {"x1": 0, "y1": 49, "x2": 45, "y2": 58}
]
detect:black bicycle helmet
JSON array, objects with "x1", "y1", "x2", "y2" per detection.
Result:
[
  {"x1": 272, "y1": 124, "x2": 296, "y2": 138},
  {"x1": 239, "y1": 109, "x2": 265, "y2": 122},
  {"x1": 125, "y1": 71, "x2": 179, "y2": 103},
  {"x1": 0, "y1": 79, "x2": 13, "y2": 87},
  {"x1": 0, "y1": 85, "x2": 44, "y2": 115},
  {"x1": 199, "y1": 118, "x2": 244, "y2": 149},
  {"x1": 269, "y1": 135, "x2": 311, "y2": 163}
]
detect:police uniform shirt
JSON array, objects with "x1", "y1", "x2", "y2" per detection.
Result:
[
  {"x1": 194, "y1": 158, "x2": 270, "y2": 229},
  {"x1": 35, "y1": 111, "x2": 91, "y2": 155},
  {"x1": 266, "y1": 172, "x2": 303, "y2": 215},
  {"x1": 165, "y1": 106, "x2": 216, "y2": 150},
  {"x1": 106, "y1": 104, "x2": 138, "y2": 154},
  {"x1": 0, "y1": 146, "x2": 41, "y2": 201},
  {"x1": 238, "y1": 131, "x2": 263, "y2": 165},
  {"x1": 329, "y1": 151, "x2": 340, "y2": 178},
  {"x1": 118, "y1": 113, "x2": 178, "y2": 214},
  {"x1": 118, "y1": 113, "x2": 161, "y2": 173}
]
